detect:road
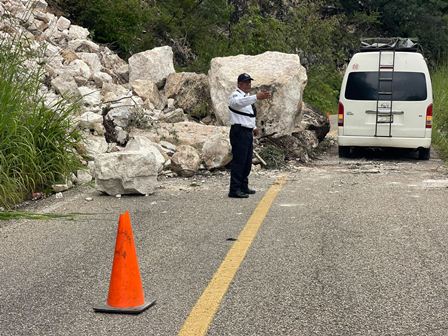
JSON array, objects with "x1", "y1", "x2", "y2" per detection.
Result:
[{"x1": 1, "y1": 123, "x2": 448, "y2": 336}]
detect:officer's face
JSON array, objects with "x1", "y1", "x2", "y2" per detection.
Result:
[{"x1": 238, "y1": 80, "x2": 252, "y2": 93}]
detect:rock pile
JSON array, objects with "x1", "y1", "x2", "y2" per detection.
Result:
[{"x1": 0, "y1": 0, "x2": 329, "y2": 196}]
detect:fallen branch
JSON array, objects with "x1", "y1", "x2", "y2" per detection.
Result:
[{"x1": 253, "y1": 149, "x2": 267, "y2": 166}]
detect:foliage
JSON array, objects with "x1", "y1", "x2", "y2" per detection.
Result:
[
  {"x1": 0, "y1": 34, "x2": 81, "y2": 208},
  {"x1": 304, "y1": 66, "x2": 342, "y2": 114},
  {"x1": 332, "y1": 0, "x2": 448, "y2": 63},
  {"x1": 431, "y1": 62, "x2": 448, "y2": 159},
  {"x1": 258, "y1": 145, "x2": 286, "y2": 169}
]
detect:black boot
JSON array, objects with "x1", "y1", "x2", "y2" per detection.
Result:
[{"x1": 228, "y1": 190, "x2": 249, "y2": 198}]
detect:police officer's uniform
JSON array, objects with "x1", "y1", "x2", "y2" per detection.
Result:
[{"x1": 228, "y1": 85, "x2": 257, "y2": 197}]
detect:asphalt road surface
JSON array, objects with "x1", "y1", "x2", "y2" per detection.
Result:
[{"x1": 2, "y1": 126, "x2": 448, "y2": 336}]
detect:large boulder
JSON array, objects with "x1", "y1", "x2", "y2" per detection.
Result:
[
  {"x1": 128, "y1": 46, "x2": 175, "y2": 86},
  {"x1": 124, "y1": 136, "x2": 168, "y2": 172},
  {"x1": 208, "y1": 51, "x2": 307, "y2": 137},
  {"x1": 164, "y1": 72, "x2": 211, "y2": 119},
  {"x1": 95, "y1": 151, "x2": 158, "y2": 195},
  {"x1": 171, "y1": 145, "x2": 201, "y2": 177},
  {"x1": 201, "y1": 134, "x2": 232, "y2": 169}
]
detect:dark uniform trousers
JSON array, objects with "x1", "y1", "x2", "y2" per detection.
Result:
[{"x1": 229, "y1": 124, "x2": 253, "y2": 194}]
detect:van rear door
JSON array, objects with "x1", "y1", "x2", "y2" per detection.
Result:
[{"x1": 342, "y1": 71, "x2": 429, "y2": 138}]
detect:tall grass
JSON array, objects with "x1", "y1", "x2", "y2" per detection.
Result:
[
  {"x1": 431, "y1": 63, "x2": 448, "y2": 160},
  {"x1": 0, "y1": 33, "x2": 81, "y2": 208}
]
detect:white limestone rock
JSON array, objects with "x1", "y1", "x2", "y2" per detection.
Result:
[
  {"x1": 77, "y1": 52, "x2": 102, "y2": 74},
  {"x1": 31, "y1": 0, "x2": 48, "y2": 12},
  {"x1": 171, "y1": 145, "x2": 201, "y2": 177},
  {"x1": 68, "y1": 39, "x2": 100, "y2": 53},
  {"x1": 128, "y1": 46, "x2": 175, "y2": 86},
  {"x1": 106, "y1": 106, "x2": 132, "y2": 128},
  {"x1": 160, "y1": 108, "x2": 187, "y2": 123},
  {"x1": 77, "y1": 111, "x2": 103, "y2": 130},
  {"x1": 76, "y1": 169, "x2": 93, "y2": 184},
  {"x1": 81, "y1": 134, "x2": 109, "y2": 160},
  {"x1": 51, "y1": 74, "x2": 79, "y2": 97},
  {"x1": 131, "y1": 79, "x2": 166, "y2": 110},
  {"x1": 208, "y1": 51, "x2": 307, "y2": 137},
  {"x1": 202, "y1": 134, "x2": 232, "y2": 170},
  {"x1": 68, "y1": 25, "x2": 89, "y2": 40},
  {"x1": 95, "y1": 151, "x2": 158, "y2": 196},
  {"x1": 56, "y1": 16, "x2": 70, "y2": 31},
  {"x1": 78, "y1": 86, "x2": 101, "y2": 106},
  {"x1": 124, "y1": 136, "x2": 167, "y2": 172},
  {"x1": 93, "y1": 71, "x2": 113, "y2": 87}
]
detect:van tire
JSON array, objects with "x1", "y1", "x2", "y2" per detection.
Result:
[
  {"x1": 418, "y1": 148, "x2": 430, "y2": 160},
  {"x1": 338, "y1": 146, "x2": 351, "y2": 158}
]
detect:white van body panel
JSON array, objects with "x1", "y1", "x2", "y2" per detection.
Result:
[{"x1": 338, "y1": 51, "x2": 432, "y2": 149}]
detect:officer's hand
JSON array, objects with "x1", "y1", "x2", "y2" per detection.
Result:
[
  {"x1": 256, "y1": 90, "x2": 271, "y2": 100},
  {"x1": 253, "y1": 128, "x2": 261, "y2": 137}
]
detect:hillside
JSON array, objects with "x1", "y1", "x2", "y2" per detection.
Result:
[{"x1": 45, "y1": 0, "x2": 448, "y2": 113}]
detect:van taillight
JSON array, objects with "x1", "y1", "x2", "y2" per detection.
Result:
[
  {"x1": 338, "y1": 102, "x2": 344, "y2": 126},
  {"x1": 426, "y1": 103, "x2": 433, "y2": 128}
]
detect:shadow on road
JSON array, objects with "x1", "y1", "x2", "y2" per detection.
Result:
[{"x1": 339, "y1": 146, "x2": 434, "y2": 161}]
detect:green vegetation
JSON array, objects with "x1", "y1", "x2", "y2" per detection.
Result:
[
  {"x1": 0, "y1": 34, "x2": 81, "y2": 209},
  {"x1": 0, "y1": 211, "x2": 76, "y2": 221},
  {"x1": 431, "y1": 64, "x2": 448, "y2": 159},
  {"x1": 48, "y1": 0, "x2": 448, "y2": 114},
  {"x1": 258, "y1": 145, "x2": 286, "y2": 169}
]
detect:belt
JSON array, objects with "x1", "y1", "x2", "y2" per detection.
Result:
[{"x1": 231, "y1": 124, "x2": 253, "y2": 130}]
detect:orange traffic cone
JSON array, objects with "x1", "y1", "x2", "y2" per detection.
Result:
[{"x1": 94, "y1": 211, "x2": 155, "y2": 314}]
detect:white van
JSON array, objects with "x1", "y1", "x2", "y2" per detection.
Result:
[{"x1": 337, "y1": 38, "x2": 433, "y2": 159}]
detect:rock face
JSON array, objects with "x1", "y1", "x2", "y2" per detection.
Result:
[
  {"x1": 208, "y1": 51, "x2": 307, "y2": 137},
  {"x1": 128, "y1": 46, "x2": 175, "y2": 86},
  {"x1": 95, "y1": 151, "x2": 158, "y2": 195}
]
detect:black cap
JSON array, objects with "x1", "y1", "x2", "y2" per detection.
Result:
[{"x1": 237, "y1": 73, "x2": 254, "y2": 82}]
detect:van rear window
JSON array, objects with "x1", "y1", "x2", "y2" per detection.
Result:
[{"x1": 345, "y1": 72, "x2": 427, "y2": 101}]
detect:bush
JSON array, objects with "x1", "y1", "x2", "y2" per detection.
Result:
[
  {"x1": 0, "y1": 34, "x2": 81, "y2": 208},
  {"x1": 304, "y1": 66, "x2": 342, "y2": 114},
  {"x1": 431, "y1": 63, "x2": 448, "y2": 159}
]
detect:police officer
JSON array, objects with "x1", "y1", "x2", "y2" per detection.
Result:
[{"x1": 228, "y1": 73, "x2": 271, "y2": 198}]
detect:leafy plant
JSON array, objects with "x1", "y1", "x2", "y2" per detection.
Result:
[{"x1": 0, "y1": 32, "x2": 81, "y2": 208}]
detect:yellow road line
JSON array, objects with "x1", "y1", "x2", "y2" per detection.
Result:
[{"x1": 178, "y1": 175, "x2": 287, "y2": 336}]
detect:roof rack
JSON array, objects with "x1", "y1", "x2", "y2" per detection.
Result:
[{"x1": 360, "y1": 37, "x2": 420, "y2": 52}]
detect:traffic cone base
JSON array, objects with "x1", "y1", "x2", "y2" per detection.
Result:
[
  {"x1": 94, "y1": 211, "x2": 155, "y2": 315},
  {"x1": 93, "y1": 299, "x2": 156, "y2": 314}
]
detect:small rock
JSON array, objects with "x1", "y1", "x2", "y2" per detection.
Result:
[
  {"x1": 115, "y1": 194, "x2": 122, "y2": 198},
  {"x1": 85, "y1": 197, "x2": 93, "y2": 201},
  {"x1": 55, "y1": 192, "x2": 63, "y2": 199}
]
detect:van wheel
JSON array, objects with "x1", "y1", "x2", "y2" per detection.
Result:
[
  {"x1": 418, "y1": 148, "x2": 430, "y2": 160},
  {"x1": 338, "y1": 146, "x2": 351, "y2": 158}
]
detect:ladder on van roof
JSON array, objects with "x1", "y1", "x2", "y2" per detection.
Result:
[{"x1": 375, "y1": 49, "x2": 396, "y2": 137}]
